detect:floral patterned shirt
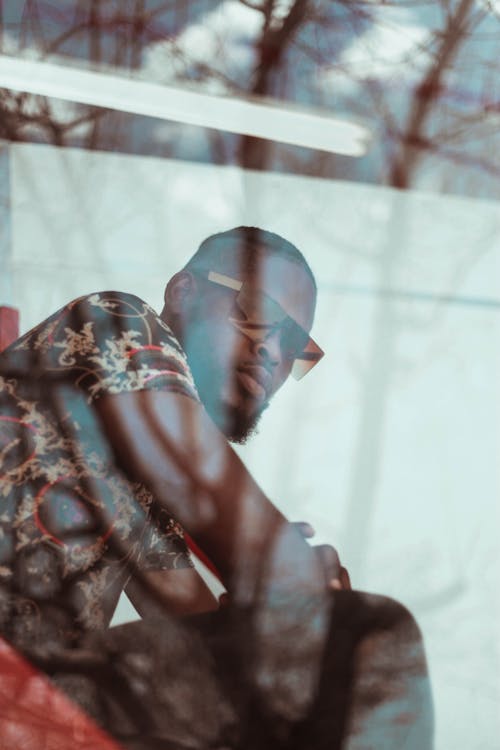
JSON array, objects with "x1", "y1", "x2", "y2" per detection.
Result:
[{"x1": 0, "y1": 292, "x2": 199, "y2": 645}]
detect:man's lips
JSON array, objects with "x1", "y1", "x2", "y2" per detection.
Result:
[{"x1": 236, "y1": 365, "x2": 272, "y2": 402}]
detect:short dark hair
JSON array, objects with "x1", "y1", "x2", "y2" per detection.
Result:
[{"x1": 184, "y1": 226, "x2": 316, "y2": 292}]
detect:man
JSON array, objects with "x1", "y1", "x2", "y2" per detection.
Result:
[{"x1": 0, "y1": 227, "x2": 432, "y2": 748}]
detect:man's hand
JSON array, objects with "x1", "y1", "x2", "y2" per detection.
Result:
[{"x1": 293, "y1": 522, "x2": 352, "y2": 591}]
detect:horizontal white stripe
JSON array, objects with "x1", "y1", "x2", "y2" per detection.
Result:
[{"x1": 0, "y1": 55, "x2": 371, "y2": 156}]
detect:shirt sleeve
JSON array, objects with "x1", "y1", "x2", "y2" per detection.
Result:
[
  {"x1": 8, "y1": 291, "x2": 200, "y2": 404},
  {"x1": 4, "y1": 292, "x2": 199, "y2": 572}
]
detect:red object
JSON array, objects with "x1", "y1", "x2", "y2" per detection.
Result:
[
  {"x1": 0, "y1": 306, "x2": 19, "y2": 351},
  {"x1": 0, "y1": 637, "x2": 123, "y2": 750},
  {"x1": 184, "y1": 532, "x2": 224, "y2": 584}
]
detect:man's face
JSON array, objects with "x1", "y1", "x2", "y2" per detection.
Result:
[{"x1": 181, "y1": 254, "x2": 316, "y2": 443}]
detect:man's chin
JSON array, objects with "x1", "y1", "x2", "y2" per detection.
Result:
[
  {"x1": 208, "y1": 401, "x2": 268, "y2": 445},
  {"x1": 191, "y1": 368, "x2": 269, "y2": 443},
  {"x1": 226, "y1": 417, "x2": 260, "y2": 445}
]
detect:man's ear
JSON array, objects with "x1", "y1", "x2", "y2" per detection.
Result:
[{"x1": 164, "y1": 271, "x2": 198, "y2": 315}]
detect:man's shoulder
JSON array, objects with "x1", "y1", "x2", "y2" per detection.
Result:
[
  {"x1": 3, "y1": 290, "x2": 171, "y2": 353},
  {"x1": 1, "y1": 289, "x2": 198, "y2": 403},
  {"x1": 0, "y1": 290, "x2": 184, "y2": 376},
  {"x1": 70, "y1": 290, "x2": 156, "y2": 312},
  {"x1": 56, "y1": 290, "x2": 160, "y2": 325}
]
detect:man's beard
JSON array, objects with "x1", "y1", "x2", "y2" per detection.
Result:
[
  {"x1": 188, "y1": 355, "x2": 269, "y2": 444},
  {"x1": 210, "y1": 399, "x2": 269, "y2": 445},
  {"x1": 196, "y1": 377, "x2": 269, "y2": 444}
]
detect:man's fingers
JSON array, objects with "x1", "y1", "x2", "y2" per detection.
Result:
[
  {"x1": 339, "y1": 565, "x2": 352, "y2": 590},
  {"x1": 292, "y1": 523, "x2": 352, "y2": 590},
  {"x1": 292, "y1": 521, "x2": 316, "y2": 539},
  {"x1": 330, "y1": 566, "x2": 352, "y2": 591},
  {"x1": 314, "y1": 543, "x2": 341, "y2": 583},
  {"x1": 314, "y1": 546, "x2": 353, "y2": 591}
]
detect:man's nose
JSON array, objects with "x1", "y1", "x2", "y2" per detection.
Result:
[{"x1": 250, "y1": 328, "x2": 282, "y2": 367}]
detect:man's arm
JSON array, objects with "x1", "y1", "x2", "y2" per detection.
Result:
[
  {"x1": 95, "y1": 388, "x2": 331, "y2": 717},
  {"x1": 95, "y1": 389, "x2": 325, "y2": 602},
  {"x1": 125, "y1": 568, "x2": 219, "y2": 618}
]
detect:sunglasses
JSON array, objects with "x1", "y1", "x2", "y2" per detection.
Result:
[{"x1": 203, "y1": 270, "x2": 324, "y2": 380}]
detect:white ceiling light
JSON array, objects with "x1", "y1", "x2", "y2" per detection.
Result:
[{"x1": 0, "y1": 55, "x2": 371, "y2": 157}]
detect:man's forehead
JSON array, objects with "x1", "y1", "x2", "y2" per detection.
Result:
[{"x1": 213, "y1": 246, "x2": 316, "y2": 331}]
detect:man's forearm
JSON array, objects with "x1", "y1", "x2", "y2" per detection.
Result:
[
  {"x1": 95, "y1": 389, "x2": 334, "y2": 718},
  {"x1": 125, "y1": 568, "x2": 219, "y2": 618},
  {"x1": 96, "y1": 389, "x2": 326, "y2": 604}
]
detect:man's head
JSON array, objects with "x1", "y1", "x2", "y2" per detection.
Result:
[{"x1": 161, "y1": 227, "x2": 319, "y2": 443}]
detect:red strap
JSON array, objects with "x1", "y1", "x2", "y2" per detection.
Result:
[{"x1": 184, "y1": 532, "x2": 224, "y2": 584}]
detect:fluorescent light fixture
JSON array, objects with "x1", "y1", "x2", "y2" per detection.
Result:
[{"x1": 0, "y1": 55, "x2": 370, "y2": 156}]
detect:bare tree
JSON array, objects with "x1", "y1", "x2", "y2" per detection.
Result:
[
  {"x1": 1, "y1": 0, "x2": 499, "y2": 194},
  {"x1": 238, "y1": 0, "x2": 311, "y2": 169},
  {"x1": 386, "y1": 0, "x2": 494, "y2": 189}
]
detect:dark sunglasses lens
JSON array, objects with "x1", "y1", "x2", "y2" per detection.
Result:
[
  {"x1": 291, "y1": 356, "x2": 317, "y2": 379},
  {"x1": 235, "y1": 287, "x2": 285, "y2": 326},
  {"x1": 233, "y1": 284, "x2": 324, "y2": 379},
  {"x1": 280, "y1": 319, "x2": 310, "y2": 359},
  {"x1": 291, "y1": 339, "x2": 324, "y2": 379}
]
